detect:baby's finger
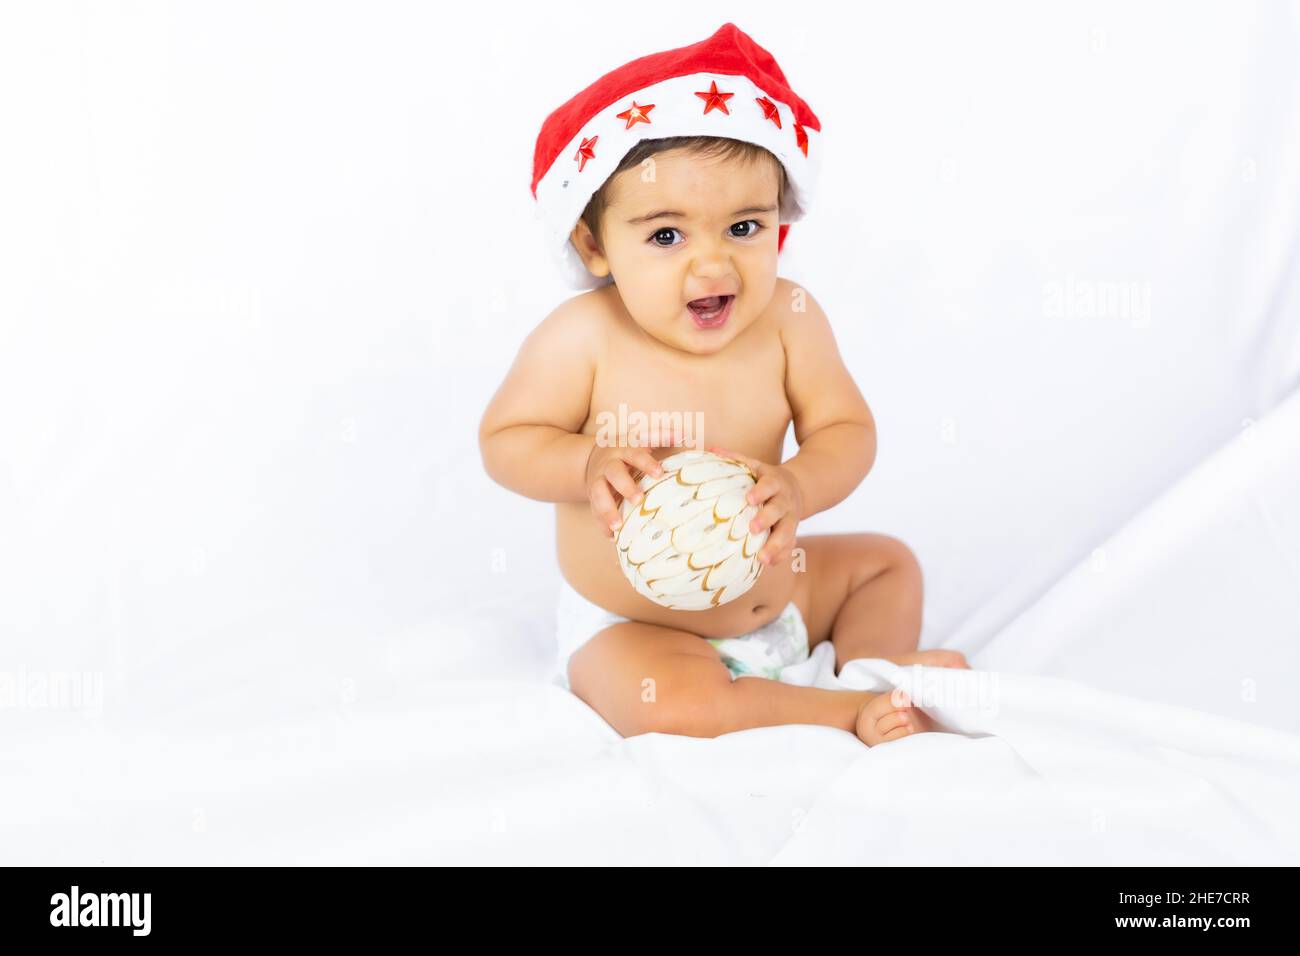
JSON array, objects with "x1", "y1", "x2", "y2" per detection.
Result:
[
  {"x1": 878, "y1": 724, "x2": 911, "y2": 743},
  {"x1": 746, "y1": 473, "x2": 781, "y2": 507},
  {"x1": 759, "y1": 518, "x2": 797, "y2": 566},
  {"x1": 589, "y1": 481, "x2": 622, "y2": 537},
  {"x1": 625, "y1": 446, "x2": 666, "y2": 482},
  {"x1": 749, "y1": 499, "x2": 785, "y2": 536},
  {"x1": 603, "y1": 460, "x2": 643, "y2": 508}
]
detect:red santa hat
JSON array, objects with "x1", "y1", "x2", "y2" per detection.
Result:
[{"x1": 530, "y1": 22, "x2": 823, "y2": 290}]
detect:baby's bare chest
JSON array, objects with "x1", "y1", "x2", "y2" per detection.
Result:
[{"x1": 584, "y1": 330, "x2": 793, "y2": 461}]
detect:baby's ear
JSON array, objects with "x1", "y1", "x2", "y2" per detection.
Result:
[{"x1": 569, "y1": 221, "x2": 611, "y2": 280}]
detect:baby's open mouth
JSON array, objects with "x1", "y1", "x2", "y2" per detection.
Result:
[{"x1": 687, "y1": 295, "x2": 734, "y2": 327}]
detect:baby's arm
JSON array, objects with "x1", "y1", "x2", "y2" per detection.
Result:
[
  {"x1": 779, "y1": 288, "x2": 877, "y2": 520},
  {"x1": 478, "y1": 301, "x2": 599, "y2": 503}
]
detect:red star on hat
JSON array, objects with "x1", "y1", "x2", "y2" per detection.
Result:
[
  {"x1": 695, "y1": 80, "x2": 734, "y2": 115},
  {"x1": 755, "y1": 96, "x2": 781, "y2": 128},
  {"x1": 615, "y1": 101, "x2": 655, "y2": 129},
  {"x1": 574, "y1": 135, "x2": 598, "y2": 171}
]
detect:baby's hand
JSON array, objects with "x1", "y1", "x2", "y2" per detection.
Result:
[
  {"x1": 584, "y1": 440, "x2": 667, "y2": 540},
  {"x1": 706, "y1": 445, "x2": 805, "y2": 568}
]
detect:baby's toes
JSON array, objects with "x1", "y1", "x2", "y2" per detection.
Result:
[
  {"x1": 855, "y1": 693, "x2": 920, "y2": 746},
  {"x1": 876, "y1": 707, "x2": 916, "y2": 740}
]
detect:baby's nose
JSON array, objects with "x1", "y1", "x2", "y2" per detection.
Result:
[{"x1": 690, "y1": 250, "x2": 733, "y2": 279}]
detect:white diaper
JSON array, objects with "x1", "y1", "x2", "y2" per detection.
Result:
[{"x1": 551, "y1": 579, "x2": 810, "y2": 690}]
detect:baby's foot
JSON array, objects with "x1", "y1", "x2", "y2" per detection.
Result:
[
  {"x1": 855, "y1": 688, "x2": 937, "y2": 746},
  {"x1": 885, "y1": 649, "x2": 970, "y2": 670}
]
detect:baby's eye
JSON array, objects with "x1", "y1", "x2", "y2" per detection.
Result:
[
  {"x1": 649, "y1": 227, "x2": 682, "y2": 247},
  {"x1": 730, "y1": 219, "x2": 764, "y2": 238}
]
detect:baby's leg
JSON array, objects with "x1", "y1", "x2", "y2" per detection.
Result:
[
  {"x1": 798, "y1": 533, "x2": 969, "y2": 674},
  {"x1": 567, "y1": 621, "x2": 874, "y2": 738}
]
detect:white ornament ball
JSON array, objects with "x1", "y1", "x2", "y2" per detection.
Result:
[{"x1": 613, "y1": 450, "x2": 769, "y2": 610}]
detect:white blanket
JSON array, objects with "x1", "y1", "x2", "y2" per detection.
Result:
[
  {"x1": 13, "y1": 658, "x2": 1294, "y2": 865},
  {"x1": 7, "y1": 386, "x2": 1300, "y2": 865},
  {"x1": 771, "y1": 654, "x2": 1300, "y2": 864}
]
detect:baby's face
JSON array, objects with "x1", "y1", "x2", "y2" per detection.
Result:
[{"x1": 574, "y1": 147, "x2": 782, "y2": 356}]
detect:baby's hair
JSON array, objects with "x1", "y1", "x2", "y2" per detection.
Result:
[{"x1": 578, "y1": 135, "x2": 796, "y2": 252}]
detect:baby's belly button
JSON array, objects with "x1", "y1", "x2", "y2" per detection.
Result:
[{"x1": 720, "y1": 595, "x2": 786, "y2": 635}]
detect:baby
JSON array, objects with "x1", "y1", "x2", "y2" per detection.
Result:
[{"x1": 480, "y1": 23, "x2": 968, "y2": 746}]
